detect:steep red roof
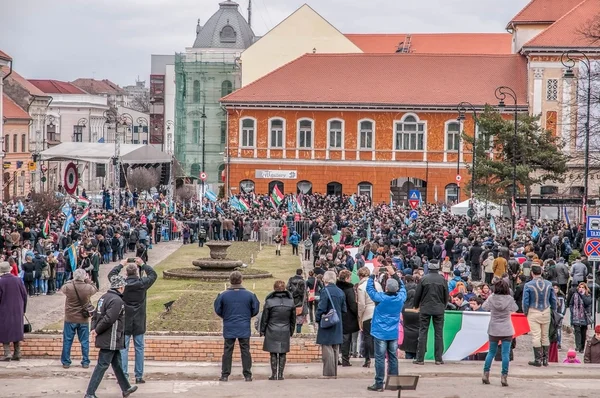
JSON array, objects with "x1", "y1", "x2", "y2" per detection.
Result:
[
  {"x1": 3, "y1": 94, "x2": 30, "y2": 120},
  {"x1": 222, "y1": 53, "x2": 528, "y2": 108},
  {"x1": 71, "y1": 78, "x2": 126, "y2": 95},
  {"x1": 0, "y1": 50, "x2": 11, "y2": 61},
  {"x1": 29, "y1": 79, "x2": 86, "y2": 94},
  {"x1": 524, "y1": 0, "x2": 600, "y2": 48},
  {"x1": 345, "y1": 33, "x2": 512, "y2": 54},
  {"x1": 507, "y1": 0, "x2": 584, "y2": 29},
  {"x1": 1, "y1": 66, "x2": 47, "y2": 97}
]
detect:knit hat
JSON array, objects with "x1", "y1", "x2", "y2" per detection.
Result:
[
  {"x1": 386, "y1": 278, "x2": 399, "y2": 293},
  {"x1": 110, "y1": 275, "x2": 127, "y2": 289},
  {"x1": 0, "y1": 262, "x2": 11, "y2": 274},
  {"x1": 428, "y1": 260, "x2": 440, "y2": 270},
  {"x1": 454, "y1": 269, "x2": 462, "y2": 276},
  {"x1": 595, "y1": 325, "x2": 600, "y2": 334},
  {"x1": 567, "y1": 349, "x2": 577, "y2": 358}
]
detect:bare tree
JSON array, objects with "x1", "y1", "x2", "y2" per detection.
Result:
[
  {"x1": 176, "y1": 185, "x2": 195, "y2": 202},
  {"x1": 128, "y1": 167, "x2": 160, "y2": 192},
  {"x1": 29, "y1": 191, "x2": 62, "y2": 215},
  {"x1": 129, "y1": 91, "x2": 150, "y2": 113}
]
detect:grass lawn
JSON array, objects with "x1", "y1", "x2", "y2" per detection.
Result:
[{"x1": 145, "y1": 242, "x2": 302, "y2": 332}]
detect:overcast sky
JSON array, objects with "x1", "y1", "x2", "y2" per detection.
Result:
[{"x1": 0, "y1": 0, "x2": 529, "y2": 86}]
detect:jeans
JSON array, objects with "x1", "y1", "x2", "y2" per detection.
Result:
[
  {"x1": 61, "y1": 322, "x2": 90, "y2": 367},
  {"x1": 308, "y1": 300, "x2": 318, "y2": 324},
  {"x1": 304, "y1": 249, "x2": 311, "y2": 261},
  {"x1": 86, "y1": 349, "x2": 131, "y2": 395},
  {"x1": 34, "y1": 277, "x2": 41, "y2": 293},
  {"x1": 292, "y1": 244, "x2": 298, "y2": 255},
  {"x1": 484, "y1": 338, "x2": 511, "y2": 375},
  {"x1": 221, "y1": 338, "x2": 252, "y2": 378},
  {"x1": 296, "y1": 324, "x2": 302, "y2": 333},
  {"x1": 374, "y1": 338, "x2": 398, "y2": 387},
  {"x1": 40, "y1": 279, "x2": 48, "y2": 294},
  {"x1": 416, "y1": 313, "x2": 444, "y2": 362},
  {"x1": 56, "y1": 272, "x2": 65, "y2": 290},
  {"x1": 121, "y1": 334, "x2": 145, "y2": 379}
]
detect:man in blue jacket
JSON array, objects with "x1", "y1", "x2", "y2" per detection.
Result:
[
  {"x1": 214, "y1": 271, "x2": 260, "y2": 382},
  {"x1": 366, "y1": 267, "x2": 407, "y2": 392}
]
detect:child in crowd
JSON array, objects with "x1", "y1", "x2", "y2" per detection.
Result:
[{"x1": 563, "y1": 349, "x2": 581, "y2": 364}]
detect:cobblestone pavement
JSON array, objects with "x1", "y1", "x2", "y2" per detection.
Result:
[{"x1": 25, "y1": 240, "x2": 182, "y2": 330}]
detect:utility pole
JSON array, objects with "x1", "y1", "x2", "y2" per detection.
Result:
[
  {"x1": 201, "y1": 104, "x2": 206, "y2": 196},
  {"x1": 248, "y1": 0, "x2": 252, "y2": 29}
]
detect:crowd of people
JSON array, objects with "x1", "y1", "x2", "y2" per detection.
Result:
[{"x1": 2, "y1": 190, "x2": 600, "y2": 393}]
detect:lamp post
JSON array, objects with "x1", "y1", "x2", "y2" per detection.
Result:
[
  {"x1": 75, "y1": 118, "x2": 87, "y2": 142},
  {"x1": 111, "y1": 113, "x2": 132, "y2": 209},
  {"x1": 495, "y1": 86, "x2": 519, "y2": 239},
  {"x1": 37, "y1": 114, "x2": 55, "y2": 192},
  {"x1": 201, "y1": 105, "x2": 207, "y2": 195},
  {"x1": 561, "y1": 50, "x2": 592, "y2": 224},
  {"x1": 136, "y1": 117, "x2": 149, "y2": 144},
  {"x1": 166, "y1": 120, "x2": 174, "y2": 205},
  {"x1": 457, "y1": 102, "x2": 478, "y2": 219}
]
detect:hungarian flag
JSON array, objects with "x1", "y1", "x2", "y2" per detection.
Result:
[
  {"x1": 42, "y1": 213, "x2": 50, "y2": 238},
  {"x1": 76, "y1": 207, "x2": 90, "y2": 223},
  {"x1": 239, "y1": 198, "x2": 250, "y2": 212},
  {"x1": 269, "y1": 196, "x2": 278, "y2": 210},
  {"x1": 76, "y1": 196, "x2": 90, "y2": 208},
  {"x1": 271, "y1": 185, "x2": 284, "y2": 205},
  {"x1": 421, "y1": 311, "x2": 529, "y2": 361},
  {"x1": 295, "y1": 195, "x2": 304, "y2": 214}
]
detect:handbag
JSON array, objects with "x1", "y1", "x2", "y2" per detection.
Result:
[
  {"x1": 74, "y1": 283, "x2": 95, "y2": 319},
  {"x1": 24, "y1": 315, "x2": 32, "y2": 334},
  {"x1": 319, "y1": 288, "x2": 340, "y2": 329}
]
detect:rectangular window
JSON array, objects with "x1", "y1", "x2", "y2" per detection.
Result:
[
  {"x1": 192, "y1": 121, "x2": 200, "y2": 145},
  {"x1": 47, "y1": 124, "x2": 57, "y2": 142},
  {"x1": 4, "y1": 135, "x2": 9, "y2": 153},
  {"x1": 241, "y1": 119, "x2": 255, "y2": 147},
  {"x1": 546, "y1": 79, "x2": 558, "y2": 101},
  {"x1": 328, "y1": 121, "x2": 343, "y2": 148},
  {"x1": 446, "y1": 123, "x2": 460, "y2": 151},
  {"x1": 220, "y1": 121, "x2": 227, "y2": 145},
  {"x1": 13, "y1": 134, "x2": 17, "y2": 152},
  {"x1": 299, "y1": 120, "x2": 312, "y2": 148},
  {"x1": 270, "y1": 120, "x2": 283, "y2": 148},
  {"x1": 21, "y1": 135, "x2": 26, "y2": 152},
  {"x1": 73, "y1": 126, "x2": 83, "y2": 142},
  {"x1": 360, "y1": 121, "x2": 373, "y2": 149},
  {"x1": 395, "y1": 121, "x2": 424, "y2": 151}
]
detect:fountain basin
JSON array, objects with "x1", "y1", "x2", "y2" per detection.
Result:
[{"x1": 192, "y1": 258, "x2": 243, "y2": 271}]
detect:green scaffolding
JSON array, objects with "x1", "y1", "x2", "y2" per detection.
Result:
[{"x1": 174, "y1": 51, "x2": 240, "y2": 185}]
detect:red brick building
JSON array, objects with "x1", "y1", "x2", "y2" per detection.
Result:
[{"x1": 222, "y1": 53, "x2": 527, "y2": 204}]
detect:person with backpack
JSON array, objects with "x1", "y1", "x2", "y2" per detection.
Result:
[
  {"x1": 305, "y1": 270, "x2": 322, "y2": 325},
  {"x1": 286, "y1": 269, "x2": 306, "y2": 324},
  {"x1": 303, "y1": 238, "x2": 312, "y2": 261},
  {"x1": 198, "y1": 225, "x2": 207, "y2": 248},
  {"x1": 289, "y1": 231, "x2": 300, "y2": 256}
]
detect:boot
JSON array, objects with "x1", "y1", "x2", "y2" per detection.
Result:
[
  {"x1": 482, "y1": 371, "x2": 490, "y2": 385},
  {"x1": 541, "y1": 346, "x2": 549, "y2": 367},
  {"x1": 528, "y1": 347, "x2": 542, "y2": 367},
  {"x1": 2, "y1": 343, "x2": 11, "y2": 361},
  {"x1": 12, "y1": 342, "x2": 20, "y2": 361},
  {"x1": 277, "y1": 354, "x2": 286, "y2": 380},
  {"x1": 268, "y1": 353, "x2": 278, "y2": 381},
  {"x1": 501, "y1": 374, "x2": 508, "y2": 387}
]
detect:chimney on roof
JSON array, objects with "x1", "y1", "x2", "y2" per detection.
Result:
[
  {"x1": 196, "y1": 18, "x2": 201, "y2": 34},
  {"x1": 396, "y1": 34, "x2": 412, "y2": 54}
]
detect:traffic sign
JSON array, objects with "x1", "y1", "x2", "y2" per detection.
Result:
[
  {"x1": 456, "y1": 175, "x2": 462, "y2": 182},
  {"x1": 586, "y1": 215, "x2": 600, "y2": 239},
  {"x1": 409, "y1": 210, "x2": 418, "y2": 220},
  {"x1": 28, "y1": 161, "x2": 36, "y2": 171},
  {"x1": 584, "y1": 238, "x2": 600, "y2": 260},
  {"x1": 408, "y1": 190, "x2": 421, "y2": 210},
  {"x1": 199, "y1": 172, "x2": 207, "y2": 181}
]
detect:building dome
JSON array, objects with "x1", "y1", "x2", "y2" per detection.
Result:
[{"x1": 193, "y1": 0, "x2": 255, "y2": 49}]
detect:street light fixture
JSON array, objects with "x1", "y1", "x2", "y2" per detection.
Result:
[
  {"x1": 457, "y1": 102, "x2": 478, "y2": 219},
  {"x1": 495, "y1": 86, "x2": 519, "y2": 239},
  {"x1": 561, "y1": 50, "x2": 591, "y2": 223},
  {"x1": 136, "y1": 117, "x2": 148, "y2": 145}
]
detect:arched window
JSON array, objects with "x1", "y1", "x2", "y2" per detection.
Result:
[
  {"x1": 12, "y1": 134, "x2": 17, "y2": 153},
  {"x1": 269, "y1": 118, "x2": 284, "y2": 148},
  {"x1": 359, "y1": 120, "x2": 374, "y2": 149},
  {"x1": 328, "y1": 119, "x2": 343, "y2": 149},
  {"x1": 445, "y1": 183, "x2": 459, "y2": 203},
  {"x1": 240, "y1": 118, "x2": 255, "y2": 147},
  {"x1": 221, "y1": 80, "x2": 233, "y2": 97},
  {"x1": 4, "y1": 135, "x2": 9, "y2": 153},
  {"x1": 269, "y1": 180, "x2": 284, "y2": 194},
  {"x1": 395, "y1": 114, "x2": 425, "y2": 150},
  {"x1": 21, "y1": 134, "x2": 26, "y2": 152},
  {"x1": 357, "y1": 181, "x2": 372, "y2": 198},
  {"x1": 297, "y1": 180, "x2": 312, "y2": 195},
  {"x1": 192, "y1": 80, "x2": 201, "y2": 103},
  {"x1": 240, "y1": 179, "x2": 255, "y2": 193},
  {"x1": 190, "y1": 163, "x2": 201, "y2": 177},
  {"x1": 446, "y1": 121, "x2": 460, "y2": 151},
  {"x1": 220, "y1": 25, "x2": 237, "y2": 43},
  {"x1": 298, "y1": 119, "x2": 313, "y2": 148},
  {"x1": 327, "y1": 182, "x2": 342, "y2": 196}
]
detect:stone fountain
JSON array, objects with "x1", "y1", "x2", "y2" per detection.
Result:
[{"x1": 163, "y1": 241, "x2": 272, "y2": 280}]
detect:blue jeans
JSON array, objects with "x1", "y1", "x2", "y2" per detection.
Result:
[
  {"x1": 56, "y1": 272, "x2": 65, "y2": 290},
  {"x1": 374, "y1": 337, "x2": 398, "y2": 387},
  {"x1": 121, "y1": 334, "x2": 145, "y2": 379},
  {"x1": 40, "y1": 279, "x2": 48, "y2": 294},
  {"x1": 61, "y1": 322, "x2": 90, "y2": 366},
  {"x1": 483, "y1": 338, "x2": 511, "y2": 375}
]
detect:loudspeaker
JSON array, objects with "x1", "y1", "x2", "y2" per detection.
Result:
[{"x1": 96, "y1": 163, "x2": 106, "y2": 178}]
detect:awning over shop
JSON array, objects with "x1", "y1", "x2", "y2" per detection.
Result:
[{"x1": 39, "y1": 143, "x2": 171, "y2": 164}]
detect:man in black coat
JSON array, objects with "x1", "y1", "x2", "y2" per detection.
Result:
[
  {"x1": 412, "y1": 260, "x2": 449, "y2": 365},
  {"x1": 468, "y1": 241, "x2": 484, "y2": 282},
  {"x1": 336, "y1": 269, "x2": 359, "y2": 366},
  {"x1": 85, "y1": 275, "x2": 137, "y2": 398},
  {"x1": 108, "y1": 258, "x2": 157, "y2": 384}
]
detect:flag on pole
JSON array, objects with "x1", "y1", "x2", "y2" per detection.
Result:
[
  {"x1": 76, "y1": 196, "x2": 90, "y2": 208},
  {"x1": 216, "y1": 205, "x2": 225, "y2": 215},
  {"x1": 531, "y1": 225, "x2": 540, "y2": 240},
  {"x1": 230, "y1": 196, "x2": 242, "y2": 211},
  {"x1": 64, "y1": 243, "x2": 78, "y2": 272},
  {"x1": 390, "y1": 191, "x2": 394, "y2": 208},
  {"x1": 348, "y1": 195, "x2": 356, "y2": 207},
  {"x1": 42, "y1": 213, "x2": 50, "y2": 238},
  {"x1": 17, "y1": 200, "x2": 25, "y2": 215},
  {"x1": 61, "y1": 202, "x2": 72, "y2": 217},
  {"x1": 287, "y1": 197, "x2": 294, "y2": 213},
  {"x1": 204, "y1": 190, "x2": 218, "y2": 202},
  {"x1": 76, "y1": 207, "x2": 90, "y2": 223},
  {"x1": 295, "y1": 195, "x2": 304, "y2": 214},
  {"x1": 269, "y1": 196, "x2": 278, "y2": 210},
  {"x1": 239, "y1": 198, "x2": 250, "y2": 212},
  {"x1": 489, "y1": 216, "x2": 497, "y2": 235},
  {"x1": 564, "y1": 207, "x2": 570, "y2": 226},
  {"x1": 271, "y1": 185, "x2": 284, "y2": 205},
  {"x1": 63, "y1": 213, "x2": 75, "y2": 233}
]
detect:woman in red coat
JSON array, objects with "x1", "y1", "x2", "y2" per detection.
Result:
[
  {"x1": 8, "y1": 257, "x2": 18, "y2": 277},
  {"x1": 282, "y1": 224, "x2": 288, "y2": 246}
]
